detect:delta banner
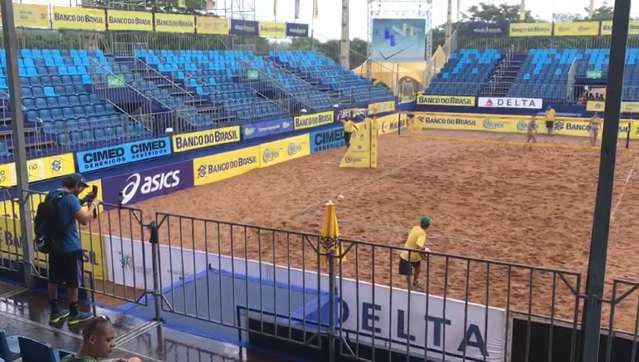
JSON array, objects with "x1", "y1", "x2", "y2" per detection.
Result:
[
  {"x1": 196, "y1": 16, "x2": 229, "y2": 35},
  {"x1": 107, "y1": 10, "x2": 153, "y2": 31},
  {"x1": 587, "y1": 100, "x2": 639, "y2": 113},
  {"x1": 102, "y1": 160, "x2": 193, "y2": 205},
  {"x1": 601, "y1": 20, "x2": 639, "y2": 36},
  {"x1": 286, "y1": 22, "x2": 309, "y2": 37},
  {"x1": 259, "y1": 134, "x2": 310, "y2": 168},
  {"x1": 76, "y1": 137, "x2": 171, "y2": 173},
  {"x1": 0, "y1": 4, "x2": 50, "y2": 29},
  {"x1": 368, "y1": 100, "x2": 396, "y2": 115},
  {"x1": 154, "y1": 13, "x2": 195, "y2": 33},
  {"x1": 478, "y1": 97, "x2": 542, "y2": 109},
  {"x1": 52, "y1": 6, "x2": 106, "y2": 31},
  {"x1": 310, "y1": 126, "x2": 345, "y2": 153},
  {"x1": 553, "y1": 21, "x2": 599, "y2": 37},
  {"x1": 242, "y1": 118, "x2": 293, "y2": 140},
  {"x1": 259, "y1": 21, "x2": 286, "y2": 38},
  {"x1": 371, "y1": 18, "x2": 426, "y2": 61},
  {"x1": 459, "y1": 21, "x2": 507, "y2": 36},
  {"x1": 172, "y1": 125, "x2": 241, "y2": 153},
  {"x1": 294, "y1": 110, "x2": 334, "y2": 130},
  {"x1": 509, "y1": 22, "x2": 553, "y2": 37},
  {"x1": 0, "y1": 153, "x2": 75, "y2": 188},
  {"x1": 230, "y1": 19, "x2": 259, "y2": 36},
  {"x1": 416, "y1": 94, "x2": 475, "y2": 107},
  {"x1": 193, "y1": 146, "x2": 260, "y2": 186}
]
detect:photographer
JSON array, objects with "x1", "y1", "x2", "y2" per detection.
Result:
[{"x1": 48, "y1": 173, "x2": 100, "y2": 326}]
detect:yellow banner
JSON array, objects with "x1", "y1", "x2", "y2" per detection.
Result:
[
  {"x1": 294, "y1": 111, "x2": 334, "y2": 130},
  {"x1": 376, "y1": 113, "x2": 407, "y2": 135},
  {"x1": 107, "y1": 10, "x2": 153, "y2": 31},
  {"x1": 416, "y1": 94, "x2": 475, "y2": 107},
  {"x1": 260, "y1": 134, "x2": 310, "y2": 168},
  {"x1": 52, "y1": 6, "x2": 106, "y2": 31},
  {"x1": 259, "y1": 21, "x2": 286, "y2": 38},
  {"x1": 509, "y1": 22, "x2": 553, "y2": 37},
  {"x1": 368, "y1": 101, "x2": 396, "y2": 115},
  {"x1": 193, "y1": 146, "x2": 260, "y2": 186},
  {"x1": 553, "y1": 21, "x2": 599, "y2": 37},
  {"x1": 3, "y1": 4, "x2": 50, "y2": 29},
  {"x1": 196, "y1": 16, "x2": 228, "y2": 35},
  {"x1": 586, "y1": 101, "x2": 639, "y2": 113},
  {"x1": 600, "y1": 20, "x2": 639, "y2": 36},
  {"x1": 0, "y1": 216, "x2": 106, "y2": 280},
  {"x1": 340, "y1": 118, "x2": 378, "y2": 168},
  {"x1": 155, "y1": 13, "x2": 195, "y2": 33},
  {"x1": 0, "y1": 153, "x2": 75, "y2": 188},
  {"x1": 172, "y1": 126, "x2": 241, "y2": 153}
]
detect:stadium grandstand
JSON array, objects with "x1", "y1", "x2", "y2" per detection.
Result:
[{"x1": 0, "y1": 0, "x2": 638, "y2": 362}]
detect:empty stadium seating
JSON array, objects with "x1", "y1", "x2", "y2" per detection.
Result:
[{"x1": 427, "y1": 49, "x2": 502, "y2": 96}]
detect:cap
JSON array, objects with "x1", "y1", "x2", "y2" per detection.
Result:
[
  {"x1": 62, "y1": 173, "x2": 89, "y2": 188},
  {"x1": 420, "y1": 216, "x2": 432, "y2": 228}
]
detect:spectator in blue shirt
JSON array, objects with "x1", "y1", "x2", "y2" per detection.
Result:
[{"x1": 48, "y1": 173, "x2": 101, "y2": 326}]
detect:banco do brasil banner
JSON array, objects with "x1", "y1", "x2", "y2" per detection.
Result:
[
  {"x1": 0, "y1": 153, "x2": 75, "y2": 188},
  {"x1": 416, "y1": 94, "x2": 475, "y2": 107},
  {"x1": 259, "y1": 21, "x2": 286, "y2": 38},
  {"x1": 509, "y1": 22, "x2": 553, "y2": 37},
  {"x1": 52, "y1": 6, "x2": 106, "y2": 31},
  {"x1": 193, "y1": 146, "x2": 260, "y2": 186},
  {"x1": 196, "y1": 16, "x2": 229, "y2": 35},
  {"x1": 77, "y1": 137, "x2": 172, "y2": 173},
  {"x1": 172, "y1": 126, "x2": 241, "y2": 153},
  {"x1": 601, "y1": 20, "x2": 639, "y2": 36},
  {"x1": 107, "y1": 10, "x2": 153, "y2": 31},
  {"x1": 294, "y1": 111, "x2": 334, "y2": 130},
  {"x1": 553, "y1": 21, "x2": 599, "y2": 36},
  {"x1": 155, "y1": 13, "x2": 195, "y2": 33}
]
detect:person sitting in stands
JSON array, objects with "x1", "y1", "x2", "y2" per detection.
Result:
[{"x1": 62, "y1": 316, "x2": 142, "y2": 362}]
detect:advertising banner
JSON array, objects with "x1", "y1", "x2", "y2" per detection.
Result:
[
  {"x1": 459, "y1": 21, "x2": 506, "y2": 36},
  {"x1": 376, "y1": 113, "x2": 407, "y2": 135},
  {"x1": 52, "y1": 6, "x2": 106, "y2": 31},
  {"x1": 509, "y1": 22, "x2": 553, "y2": 37},
  {"x1": 259, "y1": 21, "x2": 286, "y2": 38},
  {"x1": 0, "y1": 153, "x2": 75, "y2": 188},
  {"x1": 230, "y1": 19, "x2": 258, "y2": 36},
  {"x1": 76, "y1": 137, "x2": 171, "y2": 173},
  {"x1": 553, "y1": 21, "x2": 600, "y2": 36},
  {"x1": 368, "y1": 100, "x2": 396, "y2": 115},
  {"x1": 340, "y1": 118, "x2": 378, "y2": 169},
  {"x1": 259, "y1": 134, "x2": 310, "y2": 168},
  {"x1": 371, "y1": 18, "x2": 426, "y2": 61},
  {"x1": 102, "y1": 160, "x2": 193, "y2": 205},
  {"x1": 416, "y1": 94, "x2": 475, "y2": 107},
  {"x1": 286, "y1": 22, "x2": 309, "y2": 37},
  {"x1": 294, "y1": 111, "x2": 334, "y2": 130},
  {"x1": 587, "y1": 100, "x2": 639, "y2": 113},
  {"x1": 310, "y1": 126, "x2": 345, "y2": 153},
  {"x1": 196, "y1": 16, "x2": 229, "y2": 35},
  {"x1": 601, "y1": 20, "x2": 639, "y2": 35},
  {"x1": 154, "y1": 13, "x2": 195, "y2": 33},
  {"x1": 478, "y1": 97, "x2": 542, "y2": 109},
  {"x1": 5, "y1": 4, "x2": 50, "y2": 29},
  {"x1": 193, "y1": 146, "x2": 260, "y2": 186},
  {"x1": 172, "y1": 126, "x2": 241, "y2": 153},
  {"x1": 107, "y1": 10, "x2": 153, "y2": 31},
  {"x1": 242, "y1": 118, "x2": 293, "y2": 140}
]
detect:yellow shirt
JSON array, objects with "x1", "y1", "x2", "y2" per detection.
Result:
[
  {"x1": 545, "y1": 109, "x2": 556, "y2": 121},
  {"x1": 399, "y1": 226, "x2": 427, "y2": 262},
  {"x1": 343, "y1": 120, "x2": 356, "y2": 133}
]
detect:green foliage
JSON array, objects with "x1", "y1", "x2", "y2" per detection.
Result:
[
  {"x1": 585, "y1": 5, "x2": 614, "y2": 21},
  {"x1": 462, "y1": 3, "x2": 534, "y2": 23}
]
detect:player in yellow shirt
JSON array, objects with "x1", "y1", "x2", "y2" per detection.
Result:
[
  {"x1": 342, "y1": 117, "x2": 358, "y2": 148},
  {"x1": 398, "y1": 216, "x2": 431, "y2": 290},
  {"x1": 545, "y1": 106, "x2": 556, "y2": 136}
]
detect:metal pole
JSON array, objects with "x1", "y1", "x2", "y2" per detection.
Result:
[
  {"x1": 445, "y1": 0, "x2": 452, "y2": 56},
  {"x1": 149, "y1": 222, "x2": 162, "y2": 321},
  {"x1": 626, "y1": 121, "x2": 631, "y2": 149},
  {"x1": 581, "y1": 0, "x2": 630, "y2": 360},
  {"x1": 1, "y1": 0, "x2": 35, "y2": 288},
  {"x1": 589, "y1": 0, "x2": 596, "y2": 17},
  {"x1": 328, "y1": 243, "x2": 336, "y2": 362},
  {"x1": 340, "y1": 0, "x2": 350, "y2": 69},
  {"x1": 520, "y1": 0, "x2": 527, "y2": 20}
]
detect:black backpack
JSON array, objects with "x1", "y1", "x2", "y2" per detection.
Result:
[{"x1": 34, "y1": 191, "x2": 70, "y2": 254}]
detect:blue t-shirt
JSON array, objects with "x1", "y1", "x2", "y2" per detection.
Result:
[{"x1": 49, "y1": 189, "x2": 82, "y2": 253}]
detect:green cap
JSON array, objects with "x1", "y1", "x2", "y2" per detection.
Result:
[{"x1": 420, "y1": 216, "x2": 432, "y2": 228}]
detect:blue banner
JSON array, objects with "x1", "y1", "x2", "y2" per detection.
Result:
[
  {"x1": 242, "y1": 118, "x2": 293, "y2": 140},
  {"x1": 286, "y1": 22, "x2": 309, "y2": 37},
  {"x1": 371, "y1": 18, "x2": 426, "y2": 61},
  {"x1": 310, "y1": 126, "x2": 345, "y2": 153},
  {"x1": 76, "y1": 137, "x2": 172, "y2": 172},
  {"x1": 230, "y1": 19, "x2": 258, "y2": 36}
]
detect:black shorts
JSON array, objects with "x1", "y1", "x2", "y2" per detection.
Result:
[
  {"x1": 546, "y1": 121, "x2": 554, "y2": 129},
  {"x1": 398, "y1": 258, "x2": 420, "y2": 276},
  {"x1": 48, "y1": 251, "x2": 83, "y2": 288}
]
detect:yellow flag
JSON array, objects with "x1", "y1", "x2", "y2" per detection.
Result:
[{"x1": 340, "y1": 118, "x2": 378, "y2": 169}]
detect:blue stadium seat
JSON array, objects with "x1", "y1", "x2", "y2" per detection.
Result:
[{"x1": 0, "y1": 330, "x2": 20, "y2": 362}]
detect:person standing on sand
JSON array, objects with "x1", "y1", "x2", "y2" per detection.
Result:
[
  {"x1": 545, "y1": 106, "x2": 556, "y2": 136},
  {"x1": 398, "y1": 216, "x2": 432, "y2": 290},
  {"x1": 526, "y1": 117, "x2": 538, "y2": 144},
  {"x1": 341, "y1": 116, "x2": 358, "y2": 148},
  {"x1": 590, "y1": 113, "x2": 601, "y2": 146}
]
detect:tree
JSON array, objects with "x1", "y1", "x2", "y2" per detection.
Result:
[
  {"x1": 462, "y1": 3, "x2": 534, "y2": 23},
  {"x1": 586, "y1": 4, "x2": 614, "y2": 21}
]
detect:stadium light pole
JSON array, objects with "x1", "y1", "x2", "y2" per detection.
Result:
[
  {"x1": 340, "y1": 0, "x2": 350, "y2": 69},
  {"x1": 0, "y1": 0, "x2": 35, "y2": 288},
  {"x1": 581, "y1": 0, "x2": 630, "y2": 360},
  {"x1": 445, "y1": 0, "x2": 452, "y2": 55}
]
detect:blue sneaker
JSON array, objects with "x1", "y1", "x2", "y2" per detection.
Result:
[{"x1": 68, "y1": 311, "x2": 93, "y2": 325}]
